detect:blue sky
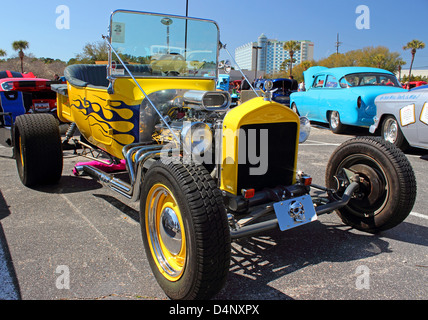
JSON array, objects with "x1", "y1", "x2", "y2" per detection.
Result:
[{"x1": 0, "y1": 0, "x2": 427, "y2": 69}]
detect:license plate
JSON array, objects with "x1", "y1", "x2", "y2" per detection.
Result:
[
  {"x1": 34, "y1": 103, "x2": 49, "y2": 111},
  {"x1": 273, "y1": 195, "x2": 317, "y2": 231}
]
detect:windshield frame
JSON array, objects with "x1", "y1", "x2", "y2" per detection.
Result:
[{"x1": 108, "y1": 9, "x2": 220, "y2": 80}]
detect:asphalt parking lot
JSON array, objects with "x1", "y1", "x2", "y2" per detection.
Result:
[{"x1": 0, "y1": 124, "x2": 427, "y2": 301}]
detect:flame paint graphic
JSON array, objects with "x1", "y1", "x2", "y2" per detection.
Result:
[{"x1": 71, "y1": 95, "x2": 140, "y2": 147}]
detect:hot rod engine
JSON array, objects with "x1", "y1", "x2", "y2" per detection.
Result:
[{"x1": 140, "y1": 89, "x2": 230, "y2": 155}]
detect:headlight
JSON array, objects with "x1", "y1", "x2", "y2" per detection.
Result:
[
  {"x1": 299, "y1": 116, "x2": 311, "y2": 143},
  {"x1": 1, "y1": 82, "x2": 13, "y2": 91},
  {"x1": 181, "y1": 121, "x2": 213, "y2": 155}
]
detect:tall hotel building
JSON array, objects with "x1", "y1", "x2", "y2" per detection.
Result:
[{"x1": 235, "y1": 34, "x2": 314, "y2": 74}]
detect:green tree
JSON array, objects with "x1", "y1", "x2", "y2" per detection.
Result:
[
  {"x1": 290, "y1": 60, "x2": 315, "y2": 83},
  {"x1": 372, "y1": 53, "x2": 386, "y2": 69},
  {"x1": 0, "y1": 49, "x2": 6, "y2": 58},
  {"x1": 316, "y1": 51, "x2": 360, "y2": 68},
  {"x1": 283, "y1": 40, "x2": 301, "y2": 76},
  {"x1": 403, "y1": 39, "x2": 425, "y2": 84},
  {"x1": 12, "y1": 40, "x2": 29, "y2": 73},
  {"x1": 69, "y1": 41, "x2": 109, "y2": 64},
  {"x1": 313, "y1": 46, "x2": 403, "y2": 73},
  {"x1": 358, "y1": 46, "x2": 403, "y2": 73},
  {"x1": 68, "y1": 41, "x2": 151, "y2": 65},
  {"x1": 280, "y1": 57, "x2": 296, "y2": 72}
]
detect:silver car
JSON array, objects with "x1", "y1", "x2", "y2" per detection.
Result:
[{"x1": 370, "y1": 88, "x2": 428, "y2": 150}]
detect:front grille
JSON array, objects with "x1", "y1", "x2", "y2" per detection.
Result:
[{"x1": 237, "y1": 122, "x2": 297, "y2": 192}]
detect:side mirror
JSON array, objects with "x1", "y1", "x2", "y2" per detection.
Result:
[{"x1": 218, "y1": 60, "x2": 232, "y2": 74}]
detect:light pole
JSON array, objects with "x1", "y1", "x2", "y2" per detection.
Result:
[
  {"x1": 185, "y1": 0, "x2": 188, "y2": 58},
  {"x1": 253, "y1": 45, "x2": 262, "y2": 82}
]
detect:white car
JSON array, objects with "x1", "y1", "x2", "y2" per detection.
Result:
[{"x1": 370, "y1": 88, "x2": 428, "y2": 150}]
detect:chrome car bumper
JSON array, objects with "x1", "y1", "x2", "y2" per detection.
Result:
[{"x1": 369, "y1": 116, "x2": 379, "y2": 134}]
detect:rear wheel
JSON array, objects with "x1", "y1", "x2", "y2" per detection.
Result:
[
  {"x1": 14, "y1": 114, "x2": 63, "y2": 186},
  {"x1": 325, "y1": 137, "x2": 416, "y2": 233},
  {"x1": 140, "y1": 159, "x2": 230, "y2": 300},
  {"x1": 329, "y1": 111, "x2": 345, "y2": 134}
]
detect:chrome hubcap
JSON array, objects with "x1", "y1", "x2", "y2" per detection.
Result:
[
  {"x1": 146, "y1": 184, "x2": 186, "y2": 281},
  {"x1": 330, "y1": 112, "x2": 339, "y2": 129},
  {"x1": 160, "y1": 207, "x2": 182, "y2": 255},
  {"x1": 384, "y1": 119, "x2": 398, "y2": 143}
]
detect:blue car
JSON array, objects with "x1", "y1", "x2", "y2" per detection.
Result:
[
  {"x1": 216, "y1": 74, "x2": 230, "y2": 91},
  {"x1": 411, "y1": 84, "x2": 428, "y2": 91},
  {"x1": 290, "y1": 66, "x2": 407, "y2": 133},
  {"x1": 255, "y1": 78, "x2": 297, "y2": 106}
]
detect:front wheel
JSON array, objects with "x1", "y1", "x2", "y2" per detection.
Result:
[
  {"x1": 381, "y1": 115, "x2": 409, "y2": 151},
  {"x1": 291, "y1": 102, "x2": 299, "y2": 116},
  {"x1": 325, "y1": 137, "x2": 416, "y2": 233},
  {"x1": 140, "y1": 159, "x2": 231, "y2": 300}
]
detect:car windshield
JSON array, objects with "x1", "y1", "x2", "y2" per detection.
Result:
[
  {"x1": 339, "y1": 73, "x2": 400, "y2": 88},
  {"x1": 271, "y1": 80, "x2": 293, "y2": 93},
  {"x1": 110, "y1": 10, "x2": 219, "y2": 79}
]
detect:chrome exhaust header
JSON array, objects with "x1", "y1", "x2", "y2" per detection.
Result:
[{"x1": 76, "y1": 143, "x2": 179, "y2": 201}]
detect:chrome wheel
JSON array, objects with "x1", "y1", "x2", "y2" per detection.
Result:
[
  {"x1": 330, "y1": 111, "x2": 340, "y2": 129},
  {"x1": 383, "y1": 117, "x2": 398, "y2": 144},
  {"x1": 291, "y1": 103, "x2": 299, "y2": 115}
]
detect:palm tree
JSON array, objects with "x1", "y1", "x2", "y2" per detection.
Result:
[
  {"x1": 12, "y1": 40, "x2": 29, "y2": 73},
  {"x1": 396, "y1": 59, "x2": 406, "y2": 82},
  {"x1": 403, "y1": 39, "x2": 425, "y2": 86},
  {"x1": 280, "y1": 58, "x2": 296, "y2": 72},
  {"x1": 283, "y1": 40, "x2": 301, "y2": 76},
  {"x1": 0, "y1": 49, "x2": 6, "y2": 58}
]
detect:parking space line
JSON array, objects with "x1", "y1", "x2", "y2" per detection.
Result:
[
  {"x1": 410, "y1": 212, "x2": 428, "y2": 220},
  {"x1": 303, "y1": 140, "x2": 341, "y2": 146},
  {"x1": 406, "y1": 154, "x2": 428, "y2": 159}
]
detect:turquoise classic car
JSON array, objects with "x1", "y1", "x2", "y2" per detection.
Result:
[{"x1": 290, "y1": 66, "x2": 407, "y2": 133}]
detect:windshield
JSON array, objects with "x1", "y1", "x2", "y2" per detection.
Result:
[
  {"x1": 339, "y1": 73, "x2": 400, "y2": 88},
  {"x1": 272, "y1": 80, "x2": 293, "y2": 92},
  {"x1": 109, "y1": 10, "x2": 219, "y2": 78}
]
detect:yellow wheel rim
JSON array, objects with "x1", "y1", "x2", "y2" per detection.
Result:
[{"x1": 145, "y1": 183, "x2": 186, "y2": 282}]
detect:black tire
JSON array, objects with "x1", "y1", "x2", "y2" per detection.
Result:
[
  {"x1": 325, "y1": 136, "x2": 416, "y2": 233},
  {"x1": 140, "y1": 159, "x2": 231, "y2": 300},
  {"x1": 328, "y1": 111, "x2": 345, "y2": 134},
  {"x1": 14, "y1": 114, "x2": 63, "y2": 187},
  {"x1": 381, "y1": 115, "x2": 409, "y2": 151}
]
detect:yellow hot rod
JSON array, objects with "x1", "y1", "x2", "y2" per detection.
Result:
[{"x1": 12, "y1": 10, "x2": 416, "y2": 300}]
